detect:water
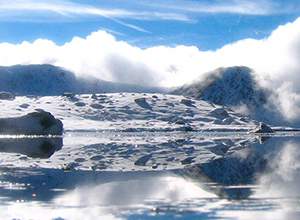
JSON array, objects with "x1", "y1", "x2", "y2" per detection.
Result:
[{"x1": 0, "y1": 132, "x2": 299, "y2": 219}]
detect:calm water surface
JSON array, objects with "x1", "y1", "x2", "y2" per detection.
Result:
[{"x1": 0, "y1": 132, "x2": 299, "y2": 219}]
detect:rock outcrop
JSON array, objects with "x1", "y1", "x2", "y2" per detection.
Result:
[{"x1": 0, "y1": 110, "x2": 63, "y2": 135}]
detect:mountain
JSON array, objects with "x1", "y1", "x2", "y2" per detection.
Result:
[
  {"x1": 172, "y1": 66, "x2": 267, "y2": 107},
  {"x1": 171, "y1": 66, "x2": 287, "y2": 126},
  {"x1": 0, "y1": 64, "x2": 164, "y2": 96}
]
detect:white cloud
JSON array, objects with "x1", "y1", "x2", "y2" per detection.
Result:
[
  {"x1": 1, "y1": 17, "x2": 300, "y2": 87},
  {"x1": 1, "y1": 0, "x2": 299, "y2": 24},
  {"x1": 145, "y1": 0, "x2": 300, "y2": 16},
  {"x1": 0, "y1": 0, "x2": 191, "y2": 23},
  {"x1": 162, "y1": 0, "x2": 275, "y2": 15},
  {"x1": 1, "y1": 16, "x2": 300, "y2": 122},
  {"x1": 0, "y1": 0, "x2": 153, "y2": 32}
]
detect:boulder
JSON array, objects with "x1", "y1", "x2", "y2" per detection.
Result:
[
  {"x1": 251, "y1": 122, "x2": 274, "y2": 133},
  {"x1": 0, "y1": 91, "x2": 15, "y2": 100},
  {"x1": 0, "y1": 110, "x2": 63, "y2": 135},
  {"x1": 180, "y1": 98, "x2": 192, "y2": 105}
]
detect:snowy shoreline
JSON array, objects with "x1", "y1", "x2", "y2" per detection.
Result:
[{"x1": 0, "y1": 92, "x2": 260, "y2": 132}]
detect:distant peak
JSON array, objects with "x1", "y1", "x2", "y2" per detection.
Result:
[{"x1": 172, "y1": 66, "x2": 266, "y2": 107}]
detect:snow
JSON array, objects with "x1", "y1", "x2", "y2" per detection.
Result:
[
  {"x1": 0, "y1": 92, "x2": 263, "y2": 172},
  {"x1": 172, "y1": 66, "x2": 266, "y2": 107},
  {"x1": 172, "y1": 66, "x2": 299, "y2": 127},
  {"x1": 0, "y1": 88, "x2": 268, "y2": 174},
  {"x1": 0, "y1": 93, "x2": 257, "y2": 133},
  {"x1": 0, "y1": 64, "x2": 299, "y2": 219},
  {"x1": 1, "y1": 64, "x2": 298, "y2": 127}
]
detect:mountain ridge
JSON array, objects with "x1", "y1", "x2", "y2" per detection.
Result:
[
  {"x1": 171, "y1": 66, "x2": 292, "y2": 126},
  {"x1": 172, "y1": 66, "x2": 267, "y2": 107},
  {"x1": 0, "y1": 64, "x2": 298, "y2": 127},
  {"x1": 0, "y1": 64, "x2": 165, "y2": 95}
]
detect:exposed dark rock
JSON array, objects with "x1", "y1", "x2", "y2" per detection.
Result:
[
  {"x1": 180, "y1": 98, "x2": 192, "y2": 105},
  {"x1": 0, "y1": 91, "x2": 15, "y2": 100},
  {"x1": 134, "y1": 154, "x2": 152, "y2": 166},
  {"x1": 0, "y1": 110, "x2": 63, "y2": 135},
  {"x1": 134, "y1": 97, "x2": 152, "y2": 110}
]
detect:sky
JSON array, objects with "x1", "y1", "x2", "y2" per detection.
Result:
[
  {"x1": 1, "y1": 0, "x2": 300, "y2": 50},
  {"x1": 1, "y1": 0, "x2": 300, "y2": 122}
]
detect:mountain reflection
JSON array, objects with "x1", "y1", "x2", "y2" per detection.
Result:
[
  {"x1": 176, "y1": 135, "x2": 300, "y2": 199},
  {"x1": 0, "y1": 133, "x2": 299, "y2": 219}
]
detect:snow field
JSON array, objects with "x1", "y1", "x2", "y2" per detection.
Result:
[{"x1": 0, "y1": 92, "x2": 257, "y2": 132}]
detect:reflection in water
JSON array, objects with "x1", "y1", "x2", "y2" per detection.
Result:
[
  {"x1": 0, "y1": 167, "x2": 218, "y2": 219},
  {"x1": 0, "y1": 137, "x2": 62, "y2": 158},
  {"x1": 177, "y1": 136, "x2": 300, "y2": 200},
  {"x1": 0, "y1": 133, "x2": 299, "y2": 219},
  {"x1": 255, "y1": 141, "x2": 300, "y2": 199}
]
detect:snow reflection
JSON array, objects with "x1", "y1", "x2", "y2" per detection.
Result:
[{"x1": 0, "y1": 133, "x2": 299, "y2": 219}]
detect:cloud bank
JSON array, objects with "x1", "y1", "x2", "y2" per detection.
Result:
[{"x1": 0, "y1": 17, "x2": 300, "y2": 123}]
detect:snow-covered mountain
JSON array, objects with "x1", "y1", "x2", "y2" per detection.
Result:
[
  {"x1": 0, "y1": 64, "x2": 297, "y2": 127},
  {"x1": 172, "y1": 66, "x2": 266, "y2": 107},
  {"x1": 171, "y1": 66, "x2": 288, "y2": 126},
  {"x1": 0, "y1": 64, "x2": 164, "y2": 95}
]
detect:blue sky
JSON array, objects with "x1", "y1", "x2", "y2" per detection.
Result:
[{"x1": 1, "y1": 0, "x2": 300, "y2": 50}]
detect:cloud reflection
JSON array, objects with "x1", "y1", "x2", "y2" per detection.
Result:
[
  {"x1": 55, "y1": 175, "x2": 217, "y2": 207},
  {"x1": 254, "y1": 140, "x2": 300, "y2": 198}
]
